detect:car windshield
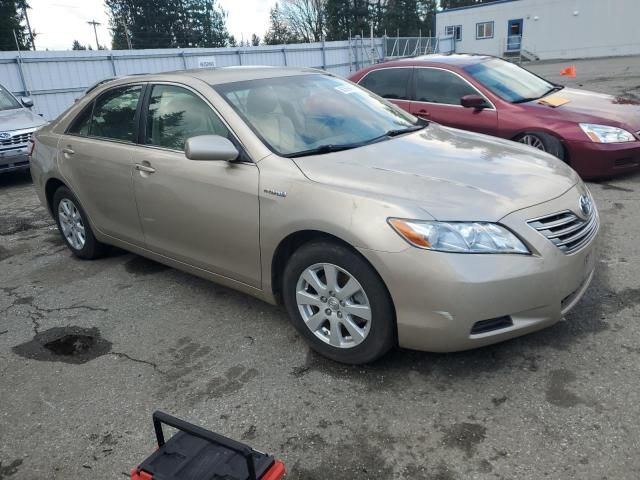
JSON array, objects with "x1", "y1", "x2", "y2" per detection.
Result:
[
  {"x1": 214, "y1": 74, "x2": 421, "y2": 157},
  {"x1": 464, "y1": 59, "x2": 557, "y2": 103},
  {"x1": 0, "y1": 85, "x2": 21, "y2": 111}
]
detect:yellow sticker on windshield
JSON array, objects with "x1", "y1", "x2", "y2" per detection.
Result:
[{"x1": 538, "y1": 96, "x2": 570, "y2": 107}]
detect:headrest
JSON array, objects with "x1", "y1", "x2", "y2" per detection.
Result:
[{"x1": 246, "y1": 88, "x2": 278, "y2": 115}]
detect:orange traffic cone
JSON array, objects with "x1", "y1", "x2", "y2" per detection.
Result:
[{"x1": 560, "y1": 66, "x2": 576, "y2": 78}]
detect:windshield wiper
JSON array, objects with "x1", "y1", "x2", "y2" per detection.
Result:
[
  {"x1": 513, "y1": 85, "x2": 565, "y2": 104},
  {"x1": 385, "y1": 124, "x2": 427, "y2": 137},
  {"x1": 285, "y1": 143, "x2": 361, "y2": 158},
  {"x1": 285, "y1": 124, "x2": 427, "y2": 159}
]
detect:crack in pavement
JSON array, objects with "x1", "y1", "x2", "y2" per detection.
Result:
[
  {"x1": 1, "y1": 287, "x2": 108, "y2": 335},
  {"x1": 109, "y1": 352, "x2": 166, "y2": 374}
]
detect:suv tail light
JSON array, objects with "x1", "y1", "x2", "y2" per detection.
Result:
[{"x1": 27, "y1": 140, "x2": 35, "y2": 157}]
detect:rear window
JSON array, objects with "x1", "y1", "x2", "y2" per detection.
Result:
[{"x1": 358, "y1": 68, "x2": 411, "y2": 100}]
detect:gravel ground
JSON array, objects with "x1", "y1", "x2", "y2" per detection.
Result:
[{"x1": 1, "y1": 56, "x2": 639, "y2": 480}]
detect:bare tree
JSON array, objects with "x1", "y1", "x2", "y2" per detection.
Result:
[{"x1": 281, "y1": 0, "x2": 325, "y2": 42}]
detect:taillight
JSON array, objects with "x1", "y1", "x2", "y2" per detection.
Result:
[{"x1": 27, "y1": 140, "x2": 35, "y2": 156}]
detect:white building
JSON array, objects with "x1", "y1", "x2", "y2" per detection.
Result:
[{"x1": 435, "y1": 0, "x2": 640, "y2": 60}]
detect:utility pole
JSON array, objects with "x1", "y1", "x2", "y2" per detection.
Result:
[
  {"x1": 87, "y1": 20, "x2": 101, "y2": 49},
  {"x1": 18, "y1": 1, "x2": 36, "y2": 50}
]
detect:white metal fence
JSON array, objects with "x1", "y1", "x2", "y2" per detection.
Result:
[{"x1": 0, "y1": 37, "x2": 452, "y2": 121}]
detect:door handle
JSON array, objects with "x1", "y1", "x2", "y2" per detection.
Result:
[
  {"x1": 417, "y1": 109, "x2": 430, "y2": 116},
  {"x1": 62, "y1": 147, "x2": 75, "y2": 155},
  {"x1": 135, "y1": 163, "x2": 156, "y2": 174}
]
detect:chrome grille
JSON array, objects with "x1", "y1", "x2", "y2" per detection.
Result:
[
  {"x1": 528, "y1": 209, "x2": 598, "y2": 254},
  {"x1": 0, "y1": 132, "x2": 32, "y2": 148}
]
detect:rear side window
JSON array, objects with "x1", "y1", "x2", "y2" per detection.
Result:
[
  {"x1": 145, "y1": 84, "x2": 230, "y2": 151},
  {"x1": 89, "y1": 85, "x2": 142, "y2": 142},
  {"x1": 358, "y1": 68, "x2": 411, "y2": 100},
  {"x1": 414, "y1": 68, "x2": 477, "y2": 105}
]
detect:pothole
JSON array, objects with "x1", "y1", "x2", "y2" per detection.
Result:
[{"x1": 12, "y1": 326, "x2": 112, "y2": 364}]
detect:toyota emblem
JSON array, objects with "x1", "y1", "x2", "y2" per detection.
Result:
[
  {"x1": 0, "y1": 132, "x2": 11, "y2": 140},
  {"x1": 579, "y1": 194, "x2": 592, "y2": 217}
]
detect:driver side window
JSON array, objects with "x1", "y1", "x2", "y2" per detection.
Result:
[
  {"x1": 145, "y1": 85, "x2": 230, "y2": 151},
  {"x1": 414, "y1": 68, "x2": 477, "y2": 106}
]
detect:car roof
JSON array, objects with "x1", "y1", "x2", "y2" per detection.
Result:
[
  {"x1": 388, "y1": 54, "x2": 494, "y2": 68},
  {"x1": 97, "y1": 66, "x2": 323, "y2": 90}
]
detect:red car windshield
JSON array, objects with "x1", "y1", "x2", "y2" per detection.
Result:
[{"x1": 464, "y1": 59, "x2": 558, "y2": 103}]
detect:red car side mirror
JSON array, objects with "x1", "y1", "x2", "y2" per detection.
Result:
[{"x1": 461, "y1": 94, "x2": 489, "y2": 109}]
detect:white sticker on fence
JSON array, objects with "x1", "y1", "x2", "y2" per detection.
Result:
[{"x1": 197, "y1": 57, "x2": 217, "y2": 68}]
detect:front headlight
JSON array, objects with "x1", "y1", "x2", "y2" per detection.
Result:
[
  {"x1": 388, "y1": 219, "x2": 530, "y2": 254},
  {"x1": 579, "y1": 123, "x2": 635, "y2": 143}
]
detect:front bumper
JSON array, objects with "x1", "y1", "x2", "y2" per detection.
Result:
[
  {"x1": 568, "y1": 139, "x2": 640, "y2": 179},
  {"x1": 0, "y1": 144, "x2": 31, "y2": 173},
  {"x1": 359, "y1": 185, "x2": 599, "y2": 352}
]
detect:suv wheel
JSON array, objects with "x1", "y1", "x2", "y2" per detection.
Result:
[{"x1": 283, "y1": 241, "x2": 395, "y2": 364}]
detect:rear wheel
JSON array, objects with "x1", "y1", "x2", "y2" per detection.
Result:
[
  {"x1": 516, "y1": 132, "x2": 565, "y2": 160},
  {"x1": 53, "y1": 187, "x2": 108, "y2": 259},
  {"x1": 283, "y1": 241, "x2": 395, "y2": 364}
]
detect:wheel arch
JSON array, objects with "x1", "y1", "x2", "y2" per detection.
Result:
[
  {"x1": 511, "y1": 129, "x2": 569, "y2": 163},
  {"x1": 44, "y1": 177, "x2": 68, "y2": 216},
  {"x1": 270, "y1": 230, "x2": 397, "y2": 321}
]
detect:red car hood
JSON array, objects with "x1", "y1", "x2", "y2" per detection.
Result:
[{"x1": 530, "y1": 87, "x2": 640, "y2": 132}]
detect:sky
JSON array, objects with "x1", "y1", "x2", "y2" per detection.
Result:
[{"x1": 27, "y1": 0, "x2": 275, "y2": 51}]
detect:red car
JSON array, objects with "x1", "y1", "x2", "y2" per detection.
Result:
[{"x1": 349, "y1": 55, "x2": 640, "y2": 179}]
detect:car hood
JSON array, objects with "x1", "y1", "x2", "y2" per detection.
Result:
[
  {"x1": 530, "y1": 87, "x2": 640, "y2": 131},
  {"x1": 0, "y1": 107, "x2": 46, "y2": 132},
  {"x1": 292, "y1": 124, "x2": 580, "y2": 221}
]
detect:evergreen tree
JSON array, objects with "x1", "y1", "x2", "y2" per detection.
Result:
[
  {"x1": 0, "y1": 0, "x2": 32, "y2": 51},
  {"x1": 106, "y1": 0, "x2": 229, "y2": 49},
  {"x1": 72, "y1": 40, "x2": 87, "y2": 50},
  {"x1": 251, "y1": 34, "x2": 260, "y2": 46}
]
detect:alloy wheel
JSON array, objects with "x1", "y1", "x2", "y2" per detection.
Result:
[
  {"x1": 518, "y1": 134, "x2": 546, "y2": 151},
  {"x1": 58, "y1": 198, "x2": 86, "y2": 250},
  {"x1": 296, "y1": 263, "x2": 372, "y2": 349}
]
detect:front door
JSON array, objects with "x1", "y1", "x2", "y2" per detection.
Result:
[
  {"x1": 58, "y1": 84, "x2": 145, "y2": 246},
  {"x1": 131, "y1": 84, "x2": 261, "y2": 287},
  {"x1": 507, "y1": 19, "x2": 523, "y2": 51},
  {"x1": 410, "y1": 67, "x2": 498, "y2": 136}
]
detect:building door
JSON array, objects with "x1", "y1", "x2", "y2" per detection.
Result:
[{"x1": 507, "y1": 19, "x2": 523, "y2": 51}]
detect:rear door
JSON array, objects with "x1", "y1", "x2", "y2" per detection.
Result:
[
  {"x1": 58, "y1": 84, "x2": 145, "y2": 245},
  {"x1": 130, "y1": 83, "x2": 261, "y2": 287},
  {"x1": 409, "y1": 67, "x2": 498, "y2": 135},
  {"x1": 356, "y1": 67, "x2": 413, "y2": 113}
]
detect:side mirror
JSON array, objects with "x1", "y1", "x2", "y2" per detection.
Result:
[
  {"x1": 185, "y1": 135, "x2": 239, "y2": 162},
  {"x1": 21, "y1": 97, "x2": 34, "y2": 108},
  {"x1": 461, "y1": 94, "x2": 489, "y2": 109}
]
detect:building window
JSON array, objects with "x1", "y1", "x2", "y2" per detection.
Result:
[
  {"x1": 445, "y1": 25, "x2": 462, "y2": 41},
  {"x1": 476, "y1": 21, "x2": 494, "y2": 40}
]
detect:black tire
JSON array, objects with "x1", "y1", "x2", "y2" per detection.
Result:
[
  {"x1": 516, "y1": 132, "x2": 565, "y2": 160},
  {"x1": 282, "y1": 241, "x2": 395, "y2": 364},
  {"x1": 52, "y1": 186, "x2": 108, "y2": 259}
]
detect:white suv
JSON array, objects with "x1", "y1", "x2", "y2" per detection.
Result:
[{"x1": 0, "y1": 83, "x2": 46, "y2": 173}]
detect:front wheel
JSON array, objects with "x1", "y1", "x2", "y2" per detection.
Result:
[
  {"x1": 516, "y1": 132, "x2": 565, "y2": 160},
  {"x1": 283, "y1": 241, "x2": 395, "y2": 364}
]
